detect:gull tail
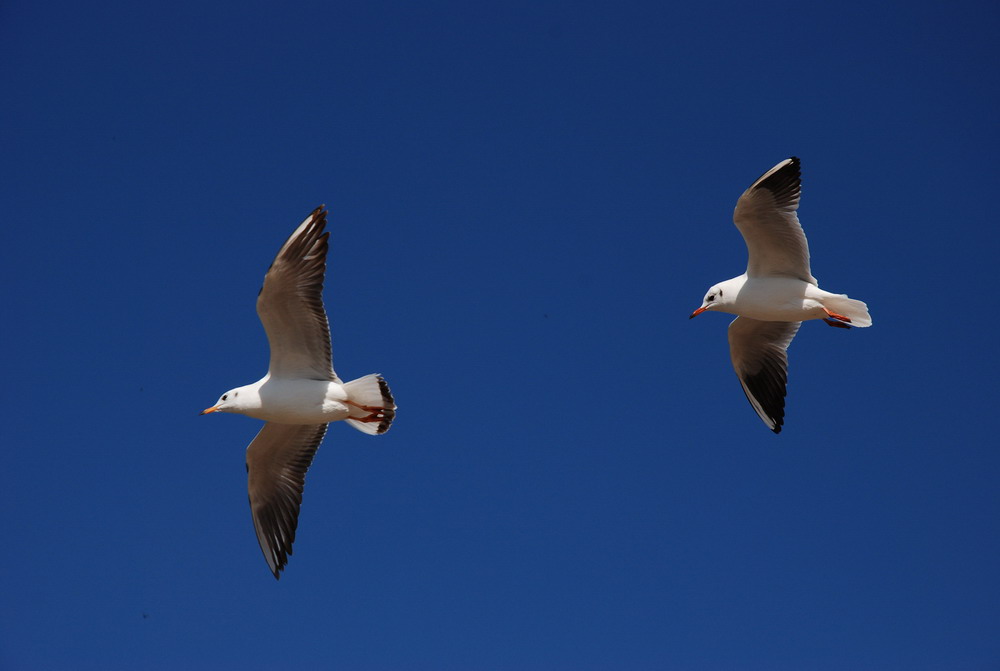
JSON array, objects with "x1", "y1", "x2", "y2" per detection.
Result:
[
  {"x1": 824, "y1": 295, "x2": 873, "y2": 327},
  {"x1": 344, "y1": 374, "x2": 396, "y2": 435}
]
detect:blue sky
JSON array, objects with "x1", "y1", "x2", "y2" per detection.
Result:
[{"x1": 2, "y1": 0, "x2": 998, "y2": 668}]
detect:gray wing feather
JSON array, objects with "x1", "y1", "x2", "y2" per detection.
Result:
[
  {"x1": 257, "y1": 206, "x2": 337, "y2": 381},
  {"x1": 246, "y1": 421, "x2": 329, "y2": 579}
]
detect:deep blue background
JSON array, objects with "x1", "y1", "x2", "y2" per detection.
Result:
[{"x1": 2, "y1": 1, "x2": 998, "y2": 668}]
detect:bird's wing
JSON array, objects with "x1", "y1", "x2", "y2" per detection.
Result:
[
  {"x1": 728, "y1": 316, "x2": 801, "y2": 433},
  {"x1": 246, "y1": 421, "x2": 329, "y2": 579},
  {"x1": 733, "y1": 157, "x2": 816, "y2": 283},
  {"x1": 257, "y1": 206, "x2": 338, "y2": 381}
]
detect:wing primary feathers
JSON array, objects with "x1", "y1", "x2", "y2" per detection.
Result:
[{"x1": 749, "y1": 156, "x2": 801, "y2": 210}]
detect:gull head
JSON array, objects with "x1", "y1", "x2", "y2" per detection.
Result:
[
  {"x1": 201, "y1": 388, "x2": 243, "y2": 415},
  {"x1": 690, "y1": 283, "x2": 726, "y2": 319}
]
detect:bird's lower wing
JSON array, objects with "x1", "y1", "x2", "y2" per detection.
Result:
[
  {"x1": 246, "y1": 421, "x2": 329, "y2": 578},
  {"x1": 728, "y1": 317, "x2": 801, "y2": 433}
]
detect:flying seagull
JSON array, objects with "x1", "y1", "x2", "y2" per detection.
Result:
[
  {"x1": 201, "y1": 206, "x2": 396, "y2": 578},
  {"x1": 689, "y1": 157, "x2": 871, "y2": 433}
]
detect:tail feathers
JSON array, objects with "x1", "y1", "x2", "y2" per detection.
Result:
[
  {"x1": 826, "y1": 295, "x2": 872, "y2": 327},
  {"x1": 343, "y1": 374, "x2": 396, "y2": 435}
]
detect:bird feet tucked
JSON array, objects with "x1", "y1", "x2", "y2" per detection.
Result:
[
  {"x1": 823, "y1": 318, "x2": 852, "y2": 329},
  {"x1": 823, "y1": 307, "x2": 852, "y2": 323},
  {"x1": 345, "y1": 400, "x2": 391, "y2": 423}
]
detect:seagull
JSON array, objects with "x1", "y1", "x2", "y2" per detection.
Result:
[
  {"x1": 689, "y1": 157, "x2": 871, "y2": 433},
  {"x1": 201, "y1": 206, "x2": 396, "y2": 578}
]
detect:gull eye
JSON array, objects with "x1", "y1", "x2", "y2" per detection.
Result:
[
  {"x1": 222, "y1": 394, "x2": 228, "y2": 401},
  {"x1": 706, "y1": 295, "x2": 714, "y2": 302}
]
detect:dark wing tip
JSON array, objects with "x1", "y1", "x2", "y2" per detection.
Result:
[
  {"x1": 305, "y1": 206, "x2": 328, "y2": 235},
  {"x1": 748, "y1": 157, "x2": 801, "y2": 210},
  {"x1": 740, "y1": 363, "x2": 788, "y2": 434},
  {"x1": 259, "y1": 206, "x2": 330, "y2": 288},
  {"x1": 313, "y1": 205, "x2": 328, "y2": 225},
  {"x1": 250, "y1": 496, "x2": 295, "y2": 579}
]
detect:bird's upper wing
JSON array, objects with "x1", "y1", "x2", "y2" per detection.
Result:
[
  {"x1": 732, "y1": 157, "x2": 816, "y2": 283},
  {"x1": 728, "y1": 316, "x2": 801, "y2": 433},
  {"x1": 257, "y1": 206, "x2": 338, "y2": 381},
  {"x1": 246, "y1": 421, "x2": 329, "y2": 579}
]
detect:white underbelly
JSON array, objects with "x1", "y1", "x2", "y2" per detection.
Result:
[
  {"x1": 735, "y1": 279, "x2": 828, "y2": 322},
  {"x1": 251, "y1": 379, "x2": 350, "y2": 424},
  {"x1": 735, "y1": 301, "x2": 825, "y2": 322}
]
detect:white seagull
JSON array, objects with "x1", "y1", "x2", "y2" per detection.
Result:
[
  {"x1": 689, "y1": 157, "x2": 872, "y2": 433},
  {"x1": 201, "y1": 206, "x2": 396, "y2": 578}
]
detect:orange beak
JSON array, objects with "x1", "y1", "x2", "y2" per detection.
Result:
[
  {"x1": 689, "y1": 306, "x2": 709, "y2": 319},
  {"x1": 200, "y1": 406, "x2": 219, "y2": 415}
]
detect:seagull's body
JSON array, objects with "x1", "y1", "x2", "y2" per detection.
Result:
[
  {"x1": 211, "y1": 377, "x2": 352, "y2": 424},
  {"x1": 202, "y1": 206, "x2": 395, "y2": 578},
  {"x1": 699, "y1": 276, "x2": 858, "y2": 323},
  {"x1": 690, "y1": 157, "x2": 871, "y2": 433}
]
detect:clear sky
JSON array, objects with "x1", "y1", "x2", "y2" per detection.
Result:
[{"x1": 2, "y1": 0, "x2": 998, "y2": 669}]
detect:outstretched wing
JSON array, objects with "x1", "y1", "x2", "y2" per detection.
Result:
[
  {"x1": 246, "y1": 421, "x2": 329, "y2": 579},
  {"x1": 257, "y1": 206, "x2": 338, "y2": 381},
  {"x1": 733, "y1": 157, "x2": 816, "y2": 284},
  {"x1": 728, "y1": 316, "x2": 801, "y2": 433}
]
